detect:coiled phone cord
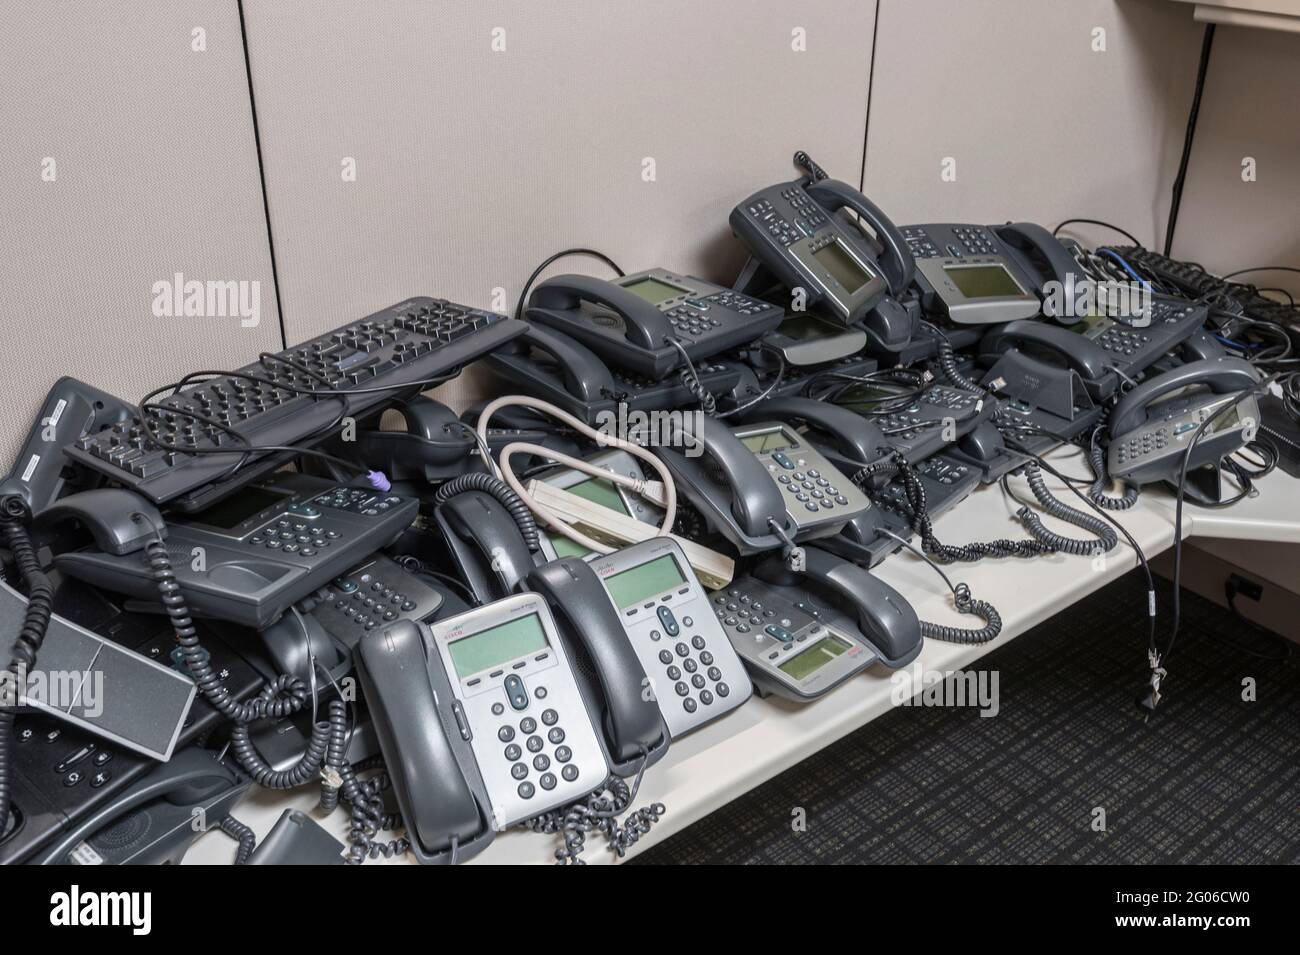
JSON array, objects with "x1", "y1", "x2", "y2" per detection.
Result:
[
  {"x1": 665, "y1": 338, "x2": 718, "y2": 415},
  {"x1": 0, "y1": 505, "x2": 54, "y2": 834},
  {"x1": 1086, "y1": 430, "x2": 1140, "y2": 511},
  {"x1": 218, "y1": 814, "x2": 257, "y2": 864},
  {"x1": 519, "y1": 746, "x2": 665, "y2": 865},
  {"x1": 317, "y1": 700, "x2": 410, "y2": 863},
  {"x1": 1014, "y1": 462, "x2": 1119, "y2": 556},
  {"x1": 144, "y1": 534, "x2": 337, "y2": 792},
  {"x1": 853, "y1": 454, "x2": 1055, "y2": 562},
  {"x1": 434, "y1": 471, "x2": 542, "y2": 551},
  {"x1": 923, "y1": 321, "x2": 986, "y2": 395},
  {"x1": 876, "y1": 528, "x2": 1003, "y2": 645},
  {"x1": 793, "y1": 150, "x2": 829, "y2": 182}
]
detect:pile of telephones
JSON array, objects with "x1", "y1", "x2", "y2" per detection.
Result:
[{"x1": 0, "y1": 152, "x2": 1268, "y2": 866}]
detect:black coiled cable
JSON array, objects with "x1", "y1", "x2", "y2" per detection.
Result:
[
  {"x1": 853, "y1": 454, "x2": 1055, "y2": 563},
  {"x1": 0, "y1": 506, "x2": 54, "y2": 833},
  {"x1": 434, "y1": 472, "x2": 541, "y2": 551},
  {"x1": 144, "y1": 537, "x2": 337, "y2": 790},
  {"x1": 919, "y1": 583, "x2": 1003, "y2": 645},
  {"x1": 1016, "y1": 462, "x2": 1119, "y2": 555},
  {"x1": 1087, "y1": 437, "x2": 1139, "y2": 511},
  {"x1": 317, "y1": 700, "x2": 409, "y2": 863},
  {"x1": 519, "y1": 775, "x2": 666, "y2": 865},
  {"x1": 925, "y1": 322, "x2": 986, "y2": 394},
  {"x1": 218, "y1": 814, "x2": 257, "y2": 864}
]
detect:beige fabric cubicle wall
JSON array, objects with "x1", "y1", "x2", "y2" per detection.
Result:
[
  {"x1": 1171, "y1": 23, "x2": 1300, "y2": 300},
  {"x1": 863, "y1": 0, "x2": 1206, "y2": 249},
  {"x1": 238, "y1": 0, "x2": 879, "y2": 410},
  {"x1": 2, "y1": 1, "x2": 1296, "y2": 467},
  {"x1": 0, "y1": 1, "x2": 282, "y2": 466}
]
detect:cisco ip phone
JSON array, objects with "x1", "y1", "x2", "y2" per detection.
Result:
[
  {"x1": 486, "y1": 323, "x2": 741, "y2": 424},
  {"x1": 539, "y1": 537, "x2": 751, "y2": 740},
  {"x1": 525, "y1": 269, "x2": 784, "y2": 379},
  {"x1": 47, "y1": 472, "x2": 419, "y2": 631},
  {"x1": 905, "y1": 221, "x2": 1089, "y2": 325},
  {"x1": 0, "y1": 376, "x2": 136, "y2": 517},
  {"x1": 1070, "y1": 296, "x2": 1209, "y2": 379},
  {"x1": 831, "y1": 380, "x2": 997, "y2": 465},
  {"x1": 652, "y1": 415, "x2": 866, "y2": 555},
  {"x1": 715, "y1": 545, "x2": 922, "y2": 701},
  {"x1": 979, "y1": 320, "x2": 1118, "y2": 404},
  {"x1": 731, "y1": 154, "x2": 914, "y2": 351},
  {"x1": 1105, "y1": 357, "x2": 1260, "y2": 489},
  {"x1": 356, "y1": 595, "x2": 610, "y2": 864}
]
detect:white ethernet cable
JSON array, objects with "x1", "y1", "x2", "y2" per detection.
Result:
[{"x1": 474, "y1": 395, "x2": 677, "y2": 557}]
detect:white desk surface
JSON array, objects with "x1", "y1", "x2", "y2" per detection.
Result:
[{"x1": 184, "y1": 450, "x2": 1300, "y2": 865}]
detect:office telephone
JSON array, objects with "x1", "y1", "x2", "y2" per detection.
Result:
[
  {"x1": 1105, "y1": 357, "x2": 1260, "y2": 488},
  {"x1": 32, "y1": 748, "x2": 248, "y2": 865},
  {"x1": 904, "y1": 221, "x2": 1088, "y2": 325},
  {"x1": 435, "y1": 486, "x2": 538, "y2": 604},
  {"x1": 761, "y1": 311, "x2": 869, "y2": 367},
  {"x1": 525, "y1": 269, "x2": 783, "y2": 379},
  {"x1": 977, "y1": 320, "x2": 1116, "y2": 419},
  {"x1": 831, "y1": 380, "x2": 997, "y2": 464},
  {"x1": 357, "y1": 595, "x2": 610, "y2": 864},
  {"x1": 652, "y1": 415, "x2": 865, "y2": 555},
  {"x1": 715, "y1": 548, "x2": 921, "y2": 700},
  {"x1": 1071, "y1": 296, "x2": 1208, "y2": 378},
  {"x1": 0, "y1": 377, "x2": 136, "y2": 517},
  {"x1": 47, "y1": 472, "x2": 419, "y2": 631},
  {"x1": 306, "y1": 553, "x2": 445, "y2": 648},
  {"x1": 535, "y1": 537, "x2": 750, "y2": 740},
  {"x1": 487, "y1": 324, "x2": 742, "y2": 424},
  {"x1": 730, "y1": 154, "x2": 911, "y2": 342},
  {"x1": 0, "y1": 593, "x2": 265, "y2": 864},
  {"x1": 65, "y1": 297, "x2": 526, "y2": 511}
]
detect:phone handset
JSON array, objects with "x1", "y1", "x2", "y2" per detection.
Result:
[
  {"x1": 656, "y1": 415, "x2": 794, "y2": 554},
  {"x1": 754, "y1": 546, "x2": 922, "y2": 667},
  {"x1": 434, "y1": 488, "x2": 538, "y2": 603},
  {"x1": 1109, "y1": 357, "x2": 1260, "y2": 439},
  {"x1": 526, "y1": 558, "x2": 669, "y2": 776},
  {"x1": 530, "y1": 274, "x2": 675, "y2": 352},
  {"x1": 496, "y1": 323, "x2": 620, "y2": 404},
  {"x1": 979, "y1": 320, "x2": 1116, "y2": 398},
  {"x1": 994, "y1": 222, "x2": 1091, "y2": 318},
  {"x1": 804, "y1": 178, "x2": 914, "y2": 298},
  {"x1": 355, "y1": 620, "x2": 489, "y2": 864},
  {"x1": 35, "y1": 487, "x2": 165, "y2": 554}
]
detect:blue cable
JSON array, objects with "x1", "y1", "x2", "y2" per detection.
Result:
[{"x1": 1097, "y1": 248, "x2": 1152, "y2": 290}]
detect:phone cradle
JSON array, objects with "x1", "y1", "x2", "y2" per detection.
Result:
[{"x1": 981, "y1": 350, "x2": 1094, "y2": 422}]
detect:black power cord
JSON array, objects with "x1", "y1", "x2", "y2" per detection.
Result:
[
  {"x1": 1164, "y1": 23, "x2": 1217, "y2": 257},
  {"x1": 513, "y1": 248, "x2": 625, "y2": 323}
]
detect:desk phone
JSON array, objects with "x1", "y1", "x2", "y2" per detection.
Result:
[
  {"x1": 585, "y1": 538, "x2": 750, "y2": 737},
  {"x1": 431, "y1": 596, "x2": 607, "y2": 824},
  {"x1": 309, "y1": 553, "x2": 445, "y2": 647},
  {"x1": 1106, "y1": 357, "x2": 1260, "y2": 487},
  {"x1": 834, "y1": 383, "x2": 995, "y2": 464},
  {"x1": 904, "y1": 221, "x2": 1088, "y2": 325},
  {"x1": 730, "y1": 157, "x2": 910, "y2": 328},
  {"x1": 732, "y1": 422, "x2": 871, "y2": 536},
  {"x1": 526, "y1": 269, "x2": 783, "y2": 379},
  {"x1": 711, "y1": 579, "x2": 876, "y2": 701},
  {"x1": 50, "y1": 473, "x2": 418, "y2": 630},
  {"x1": 1075, "y1": 297, "x2": 1208, "y2": 377},
  {"x1": 762, "y1": 312, "x2": 869, "y2": 367}
]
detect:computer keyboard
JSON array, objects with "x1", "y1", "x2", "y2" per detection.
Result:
[{"x1": 66, "y1": 297, "x2": 525, "y2": 510}]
